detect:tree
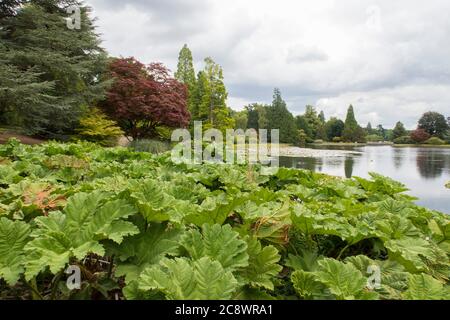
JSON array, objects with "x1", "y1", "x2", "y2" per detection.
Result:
[
  {"x1": 231, "y1": 110, "x2": 248, "y2": 130},
  {"x1": 266, "y1": 88, "x2": 297, "y2": 143},
  {"x1": 325, "y1": 118, "x2": 345, "y2": 141},
  {"x1": 418, "y1": 112, "x2": 449, "y2": 139},
  {"x1": 100, "y1": 58, "x2": 190, "y2": 140},
  {"x1": 410, "y1": 128, "x2": 431, "y2": 144},
  {"x1": 0, "y1": 0, "x2": 24, "y2": 19},
  {"x1": 175, "y1": 44, "x2": 196, "y2": 115},
  {"x1": 303, "y1": 105, "x2": 322, "y2": 139},
  {"x1": 392, "y1": 121, "x2": 407, "y2": 140},
  {"x1": 319, "y1": 110, "x2": 325, "y2": 123},
  {"x1": 192, "y1": 57, "x2": 234, "y2": 132},
  {"x1": 342, "y1": 105, "x2": 365, "y2": 142},
  {"x1": 0, "y1": 1, "x2": 109, "y2": 138},
  {"x1": 376, "y1": 125, "x2": 387, "y2": 140},
  {"x1": 245, "y1": 104, "x2": 260, "y2": 130},
  {"x1": 295, "y1": 115, "x2": 313, "y2": 141},
  {"x1": 366, "y1": 122, "x2": 373, "y2": 135}
]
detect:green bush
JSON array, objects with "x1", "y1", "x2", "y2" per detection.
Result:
[
  {"x1": 424, "y1": 137, "x2": 446, "y2": 145},
  {"x1": 366, "y1": 134, "x2": 384, "y2": 142},
  {"x1": 393, "y1": 136, "x2": 414, "y2": 144},
  {"x1": 314, "y1": 139, "x2": 324, "y2": 144},
  {"x1": 129, "y1": 139, "x2": 171, "y2": 154},
  {"x1": 74, "y1": 108, "x2": 123, "y2": 146},
  {"x1": 332, "y1": 137, "x2": 342, "y2": 143}
]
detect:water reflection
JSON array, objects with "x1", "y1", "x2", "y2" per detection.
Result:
[
  {"x1": 344, "y1": 156, "x2": 354, "y2": 178},
  {"x1": 416, "y1": 151, "x2": 445, "y2": 179},
  {"x1": 392, "y1": 148, "x2": 405, "y2": 169},
  {"x1": 279, "y1": 146, "x2": 450, "y2": 213}
]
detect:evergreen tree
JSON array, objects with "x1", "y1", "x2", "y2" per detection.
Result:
[
  {"x1": 266, "y1": 88, "x2": 297, "y2": 143},
  {"x1": 392, "y1": 121, "x2": 408, "y2": 140},
  {"x1": 175, "y1": 44, "x2": 196, "y2": 115},
  {"x1": 319, "y1": 110, "x2": 325, "y2": 123},
  {"x1": 295, "y1": 115, "x2": 313, "y2": 141},
  {"x1": 366, "y1": 122, "x2": 373, "y2": 134},
  {"x1": 342, "y1": 105, "x2": 365, "y2": 142},
  {"x1": 325, "y1": 117, "x2": 345, "y2": 141},
  {"x1": 0, "y1": 0, "x2": 109, "y2": 138},
  {"x1": 195, "y1": 57, "x2": 234, "y2": 131}
]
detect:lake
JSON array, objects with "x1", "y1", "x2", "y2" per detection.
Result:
[{"x1": 279, "y1": 145, "x2": 450, "y2": 214}]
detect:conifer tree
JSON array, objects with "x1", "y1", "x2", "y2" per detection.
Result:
[
  {"x1": 175, "y1": 44, "x2": 196, "y2": 115},
  {"x1": 342, "y1": 105, "x2": 366, "y2": 142},
  {"x1": 266, "y1": 88, "x2": 297, "y2": 143},
  {"x1": 0, "y1": 0, "x2": 109, "y2": 137}
]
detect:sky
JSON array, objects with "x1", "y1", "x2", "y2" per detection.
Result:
[{"x1": 85, "y1": 0, "x2": 450, "y2": 129}]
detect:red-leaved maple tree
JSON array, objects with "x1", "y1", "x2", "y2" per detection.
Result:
[{"x1": 100, "y1": 57, "x2": 190, "y2": 139}]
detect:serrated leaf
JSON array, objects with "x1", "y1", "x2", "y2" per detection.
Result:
[
  {"x1": 111, "y1": 223, "x2": 182, "y2": 282},
  {"x1": 315, "y1": 258, "x2": 378, "y2": 300},
  {"x1": 0, "y1": 218, "x2": 30, "y2": 285},
  {"x1": 24, "y1": 192, "x2": 138, "y2": 279},
  {"x1": 139, "y1": 257, "x2": 238, "y2": 300},
  {"x1": 181, "y1": 224, "x2": 248, "y2": 270},
  {"x1": 403, "y1": 274, "x2": 450, "y2": 300},
  {"x1": 291, "y1": 270, "x2": 332, "y2": 300},
  {"x1": 238, "y1": 237, "x2": 282, "y2": 290}
]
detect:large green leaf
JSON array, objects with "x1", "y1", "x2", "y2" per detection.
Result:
[
  {"x1": 0, "y1": 218, "x2": 30, "y2": 285},
  {"x1": 237, "y1": 237, "x2": 282, "y2": 290},
  {"x1": 24, "y1": 191, "x2": 138, "y2": 279},
  {"x1": 291, "y1": 270, "x2": 332, "y2": 300},
  {"x1": 403, "y1": 274, "x2": 450, "y2": 300},
  {"x1": 111, "y1": 223, "x2": 183, "y2": 283},
  {"x1": 139, "y1": 257, "x2": 238, "y2": 300},
  {"x1": 180, "y1": 224, "x2": 248, "y2": 270},
  {"x1": 314, "y1": 258, "x2": 378, "y2": 300}
]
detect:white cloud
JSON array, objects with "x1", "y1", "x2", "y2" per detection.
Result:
[{"x1": 86, "y1": 0, "x2": 450, "y2": 128}]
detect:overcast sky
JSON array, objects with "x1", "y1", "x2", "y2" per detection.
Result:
[{"x1": 86, "y1": 0, "x2": 450, "y2": 129}]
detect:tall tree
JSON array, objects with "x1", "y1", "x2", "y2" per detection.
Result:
[
  {"x1": 319, "y1": 110, "x2": 325, "y2": 123},
  {"x1": 392, "y1": 121, "x2": 407, "y2": 140},
  {"x1": 418, "y1": 111, "x2": 449, "y2": 139},
  {"x1": 174, "y1": 44, "x2": 196, "y2": 115},
  {"x1": 325, "y1": 117, "x2": 344, "y2": 141},
  {"x1": 295, "y1": 115, "x2": 313, "y2": 141},
  {"x1": 0, "y1": 0, "x2": 109, "y2": 137},
  {"x1": 376, "y1": 125, "x2": 387, "y2": 140},
  {"x1": 194, "y1": 57, "x2": 234, "y2": 131},
  {"x1": 342, "y1": 105, "x2": 365, "y2": 142},
  {"x1": 100, "y1": 58, "x2": 190, "y2": 139},
  {"x1": 266, "y1": 88, "x2": 297, "y2": 143},
  {"x1": 301, "y1": 105, "x2": 322, "y2": 139},
  {"x1": 366, "y1": 122, "x2": 373, "y2": 134}
]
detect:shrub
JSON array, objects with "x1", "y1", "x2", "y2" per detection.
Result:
[
  {"x1": 410, "y1": 129, "x2": 430, "y2": 143},
  {"x1": 332, "y1": 137, "x2": 342, "y2": 143},
  {"x1": 314, "y1": 139, "x2": 324, "y2": 144},
  {"x1": 393, "y1": 136, "x2": 414, "y2": 144},
  {"x1": 424, "y1": 137, "x2": 446, "y2": 145},
  {"x1": 366, "y1": 134, "x2": 384, "y2": 142},
  {"x1": 129, "y1": 139, "x2": 171, "y2": 154},
  {"x1": 75, "y1": 108, "x2": 123, "y2": 146}
]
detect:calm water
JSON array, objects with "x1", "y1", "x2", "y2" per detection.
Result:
[{"x1": 280, "y1": 146, "x2": 450, "y2": 213}]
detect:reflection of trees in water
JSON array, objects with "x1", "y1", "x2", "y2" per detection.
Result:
[
  {"x1": 392, "y1": 148, "x2": 405, "y2": 169},
  {"x1": 279, "y1": 157, "x2": 317, "y2": 171},
  {"x1": 344, "y1": 156, "x2": 354, "y2": 178},
  {"x1": 416, "y1": 151, "x2": 446, "y2": 179}
]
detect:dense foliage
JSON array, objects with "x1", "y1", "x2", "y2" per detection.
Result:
[
  {"x1": 0, "y1": 140, "x2": 448, "y2": 300},
  {"x1": 0, "y1": 0, "x2": 109, "y2": 138},
  {"x1": 100, "y1": 58, "x2": 190, "y2": 139}
]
